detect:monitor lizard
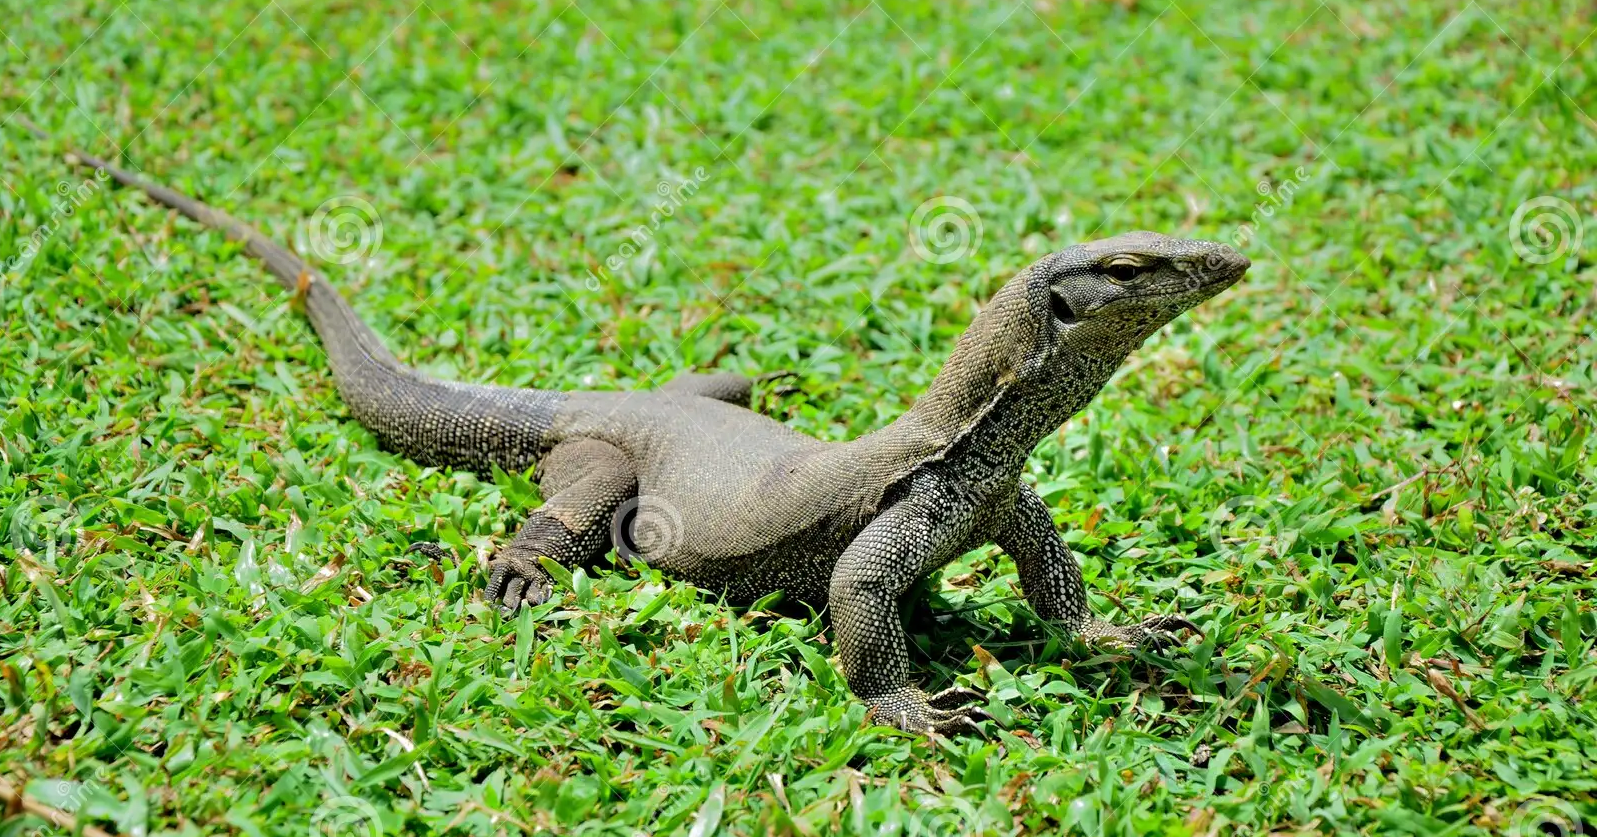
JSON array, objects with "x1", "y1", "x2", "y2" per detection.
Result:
[{"x1": 30, "y1": 131, "x2": 1250, "y2": 735}]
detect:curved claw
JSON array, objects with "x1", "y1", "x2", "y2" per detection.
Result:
[
  {"x1": 1141, "y1": 630, "x2": 1180, "y2": 652},
  {"x1": 866, "y1": 687, "x2": 993, "y2": 737},
  {"x1": 932, "y1": 704, "x2": 995, "y2": 725},
  {"x1": 1141, "y1": 614, "x2": 1203, "y2": 637},
  {"x1": 931, "y1": 713, "x2": 987, "y2": 738},
  {"x1": 1138, "y1": 614, "x2": 1204, "y2": 652},
  {"x1": 1085, "y1": 612, "x2": 1204, "y2": 652}
]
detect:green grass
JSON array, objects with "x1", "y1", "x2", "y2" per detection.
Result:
[{"x1": 2, "y1": 0, "x2": 1595, "y2": 834}]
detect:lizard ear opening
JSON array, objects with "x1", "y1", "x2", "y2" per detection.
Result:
[{"x1": 1050, "y1": 288, "x2": 1079, "y2": 325}]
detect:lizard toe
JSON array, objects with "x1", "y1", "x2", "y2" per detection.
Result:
[
  {"x1": 484, "y1": 563, "x2": 510, "y2": 602},
  {"x1": 486, "y1": 547, "x2": 559, "y2": 616},
  {"x1": 1084, "y1": 613, "x2": 1201, "y2": 652},
  {"x1": 518, "y1": 580, "x2": 553, "y2": 610},
  {"x1": 1142, "y1": 630, "x2": 1179, "y2": 652},
  {"x1": 1136, "y1": 614, "x2": 1202, "y2": 651},
  {"x1": 865, "y1": 687, "x2": 993, "y2": 737},
  {"x1": 499, "y1": 576, "x2": 527, "y2": 616},
  {"x1": 930, "y1": 714, "x2": 988, "y2": 738},
  {"x1": 930, "y1": 703, "x2": 995, "y2": 730},
  {"x1": 1141, "y1": 614, "x2": 1203, "y2": 636},
  {"x1": 927, "y1": 686, "x2": 986, "y2": 710},
  {"x1": 405, "y1": 541, "x2": 452, "y2": 563}
]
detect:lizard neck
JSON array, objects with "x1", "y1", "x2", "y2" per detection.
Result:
[
  {"x1": 853, "y1": 272, "x2": 1128, "y2": 472},
  {"x1": 939, "y1": 352, "x2": 1123, "y2": 470}
]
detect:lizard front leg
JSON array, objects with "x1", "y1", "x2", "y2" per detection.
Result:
[
  {"x1": 828, "y1": 492, "x2": 992, "y2": 736},
  {"x1": 997, "y1": 482, "x2": 1200, "y2": 648},
  {"x1": 486, "y1": 439, "x2": 636, "y2": 615}
]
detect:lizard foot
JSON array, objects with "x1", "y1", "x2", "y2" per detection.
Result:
[
  {"x1": 1084, "y1": 614, "x2": 1203, "y2": 652},
  {"x1": 484, "y1": 547, "x2": 556, "y2": 616},
  {"x1": 405, "y1": 541, "x2": 452, "y2": 563},
  {"x1": 865, "y1": 686, "x2": 994, "y2": 737},
  {"x1": 756, "y1": 369, "x2": 800, "y2": 397}
]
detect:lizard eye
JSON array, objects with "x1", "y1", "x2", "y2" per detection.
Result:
[{"x1": 1102, "y1": 258, "x2": 1149, "y2": 285}]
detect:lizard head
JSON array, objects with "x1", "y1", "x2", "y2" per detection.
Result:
[
  {"x1": 902, "y1": 231, "x2": 1248, "y2": 441},
  {"x1": 1034, "y1": 231, "x2": 1249, "y2": 360}
]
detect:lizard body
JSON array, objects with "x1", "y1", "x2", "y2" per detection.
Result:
[{"x1": 40, "y1": 137, "x2": 1249, "y2": 734}]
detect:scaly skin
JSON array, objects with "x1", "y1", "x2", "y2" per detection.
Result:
[{"x1": 39, "y1": 131, "x2": 1249, "y2": 736}]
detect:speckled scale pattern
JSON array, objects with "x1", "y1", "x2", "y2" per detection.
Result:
[
  {"x1": 80, "y1": 150, "x2": 1249, "y2": 737},
  {"x1": 997, "y1": 483, "x2": 1090, "y2": 627}
]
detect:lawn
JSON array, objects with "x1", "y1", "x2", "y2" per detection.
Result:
[{"x1": 2, "y1": 0, "x2": 1595, "y2": 834}]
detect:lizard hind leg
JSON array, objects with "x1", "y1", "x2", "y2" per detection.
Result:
[
  {"x1": 485, "y1": 439, "x2": 637, "y2": 615},
  {"x1": 656, "y1": 370, "x2": 797, "y2": 411}
]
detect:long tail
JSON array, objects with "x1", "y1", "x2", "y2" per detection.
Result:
[{"x1": 24, "y1": 121, "x2": 559, "y2": 473}]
